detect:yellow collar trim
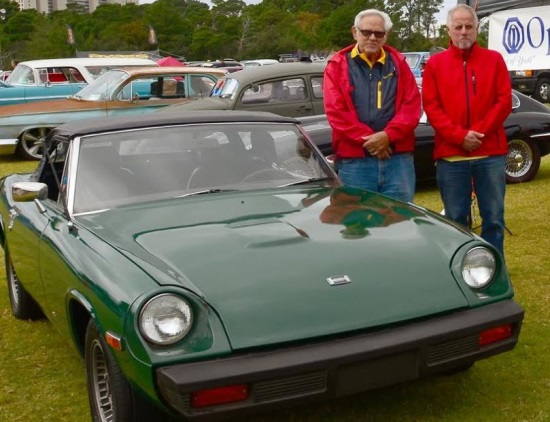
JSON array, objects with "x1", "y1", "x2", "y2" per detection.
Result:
[{"x1": 351, "y1": 45, "x2": 386, "y2": 68}]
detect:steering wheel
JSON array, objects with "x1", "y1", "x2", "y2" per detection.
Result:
[
  {"x1": 186, "y1": 166, "x2": 205, "y2": 190},
  {"x1": 281, "y1": 157, "x2": 317, "y2": 176}
]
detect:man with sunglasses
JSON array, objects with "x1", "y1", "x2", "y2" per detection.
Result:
[
  {"x1": 422, "y1": 4, "x2": 511, "y2": 257},
  {"x1": 323, "y1": 9, "x2": 421, "y2": 203}
]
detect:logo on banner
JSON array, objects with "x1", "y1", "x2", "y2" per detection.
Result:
[
  {"x1": 502, "y1": 18, "x2": 524, "y2": 53},
  {"x1": 502, "y1": 16, "x2": 548, "y2": 55}
]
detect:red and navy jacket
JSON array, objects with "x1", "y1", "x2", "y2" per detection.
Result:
[
  {"x1": 422, "y1": 42, "x2": 512, "y2": 160},
  {"x1": 323, "y1": 44, "x2": 421, "y2": 159}
]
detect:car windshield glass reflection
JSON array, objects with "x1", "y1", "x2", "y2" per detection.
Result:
[
  {"x1": 73, "y1": 70, "x2": 129, "y2": 101},
  {"x1": 211, "y1": 78, "x2": 238, "y2": 99},
  {"x1": 72, "y1": 122, "x2": 337, "y2": 214},
  {"x1": 6, "y1": 65, "x2": 35, "y2": 85}
]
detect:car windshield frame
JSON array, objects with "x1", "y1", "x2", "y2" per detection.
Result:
[
  {"x1": 6, "y1": 65, "x2": 35, "y2": 85},
  {"x1": 59, "y1": 121, "x2": 338, "y2": 215}
]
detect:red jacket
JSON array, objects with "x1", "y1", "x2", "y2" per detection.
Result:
[
  {"x1": 422, "y1": 42, "x2": 512, "y2": 160},
  {"x1": 323, "y1": 44, "x2": 421, "y2": 159}
]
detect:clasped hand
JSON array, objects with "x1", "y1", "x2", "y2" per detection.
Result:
[
  {"x1": 462, "y1": 130, "x2": 484, "y2": 152},
  {"x1": 362, "y1": 131, "x2": 392, "y2": 160}
]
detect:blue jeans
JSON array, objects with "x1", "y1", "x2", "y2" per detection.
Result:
[
  {"x1": 436, "y1": 156, "x2": 506, "y2": 256},
  {"x1": 335, "y1": 153, "x2": 415, "y2": 202}
]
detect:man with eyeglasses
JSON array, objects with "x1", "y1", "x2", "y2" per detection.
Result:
[
  {"x1": 323, "y1": 9, "x2": 421, "y2": 203},
  {"x1": 422, "y1": 4, "x2": 511, "y2": 257}
]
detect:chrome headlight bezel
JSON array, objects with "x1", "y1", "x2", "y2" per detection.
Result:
[
  {"x1": 461, "y1": 246, "x2": 496, "y2": 289},
  {"x1": 139, "y1": 293, "x2": 193, "y2": 346}
]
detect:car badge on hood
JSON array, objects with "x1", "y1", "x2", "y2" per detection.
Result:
[{"x1": 326, "y1": 275, "x2": 351, "y2": 286}]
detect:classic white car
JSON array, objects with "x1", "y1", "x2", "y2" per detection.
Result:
[{"x1": 0, "y1": 57, "x2": 157, "y2": 107}]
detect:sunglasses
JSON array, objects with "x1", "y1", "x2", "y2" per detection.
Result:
[{"x1": 357, "y1": 28, "x2": 386, "y2": 39}]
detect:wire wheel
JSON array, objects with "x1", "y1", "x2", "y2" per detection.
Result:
[
  {"x1": 90, "y1": 338, "x2": 116, "y2": 422},
  {"x1": 505, "y1": 138, "x2": 541, "y2": 183}
]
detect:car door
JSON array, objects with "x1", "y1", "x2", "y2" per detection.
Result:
[
  {"x1": 236, "y1": 77, "x2": 316, "y2": 117},
  {"x1": 308, "y1": 75, "x2": 325, "y2": 115}
]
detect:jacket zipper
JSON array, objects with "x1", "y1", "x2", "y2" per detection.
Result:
[
  {"x1": 471, "y1": 70, "x2": 476, "y2": 95},
  {"x1": 377, "y1": 80, "x2": 382, "y2": 109},
  {"x1": 463, "y1": 61, "x2": 470, "y2": 128}
]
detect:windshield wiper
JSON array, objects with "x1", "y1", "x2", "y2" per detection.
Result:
[
  {"x1": 280, "y1": 177, "x2": 330, "y2": 187},
  {"x1": 177, "y1": 188, "x2": 238, "y2": 197}
]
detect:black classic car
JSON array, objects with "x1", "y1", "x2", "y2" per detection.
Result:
[{"x1": 300, "y1": 90, "x2": 550, "y2": 184}]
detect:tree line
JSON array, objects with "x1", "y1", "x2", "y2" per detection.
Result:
[{"x1": 0, "y1": 0, "x2": 476, "y2": 69}]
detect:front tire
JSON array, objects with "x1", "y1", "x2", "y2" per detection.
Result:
[
  {"x1": 5, "y1": 249, "x2": 43, "y2": 320},
  {"x1": 505, "y1": 138, "x2": 541, "y2": 183},
  {"x1": 533, "y1": 77, "x2": 550, "y2": 103},
  {"x1": 16, "y1": 127, "x2": 52, "y2": 160},
  {"x1": 85, "y1": 320, "x2": 169, "y2": 422}
]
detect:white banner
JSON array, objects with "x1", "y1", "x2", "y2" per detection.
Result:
[{"x1": 488, "y1": 5, "x2": 550, "y2": 70}]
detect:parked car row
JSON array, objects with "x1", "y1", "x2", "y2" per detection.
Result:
[
  {"x1": 1, "y1": 59, "x2": 549, "y2": 185},
  {"x1": 0, "y1": 109, "x2": 524, "y2": 421},
  {"x1": 0, "y1": 66, "x2": 225, "y2": 159}
]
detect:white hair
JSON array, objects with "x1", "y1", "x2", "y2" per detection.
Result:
[
  {"x1": 354, "y1": 9, "x2": 393, "y2": 32},
  {"x1": 446, "y1": 4, "x2": 479, "y2": 28}
]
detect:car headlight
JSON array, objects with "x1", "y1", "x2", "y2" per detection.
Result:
[
  {"x1": 461, "y1": 246, "x2": 496, "y2": 289},
  {"x1": 139, "y1": 294, "x2": 193, "y2": 345}
]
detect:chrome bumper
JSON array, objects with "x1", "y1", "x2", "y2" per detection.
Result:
[{"x1": 0, "y1": 139, "x2": 18, "y2": 156}]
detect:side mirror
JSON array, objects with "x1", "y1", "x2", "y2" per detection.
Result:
[
  {"x1": 326, "y1": 154, "x2": 336, "y2": 169},
  {"x1": 12, "y1": 182, "x2": 48, "y2": 202}
]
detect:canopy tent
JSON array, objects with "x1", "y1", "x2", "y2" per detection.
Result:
[
  {"x1": 156, "y1": 56, "x2": 186, "y2": 67},
  {"x1": 459, "y1": 0, "x2": 549, "y2": 16}
]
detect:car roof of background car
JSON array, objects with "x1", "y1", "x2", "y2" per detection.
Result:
[
  {"x1": 16, "y1": 57, "x2": 158, "y2": 68},
  {"x1": 219, "y1": 62, "x2": 326, "y2": 82},
  {"x1": 49, "y1": 110, "x2": 299, "y2": 141},
  {"x1": 114, "y1": 66, "x2": 227, "y2": 77},
  {"x1": 242, "y1": 59, "x2": 280, "y2": 66}
]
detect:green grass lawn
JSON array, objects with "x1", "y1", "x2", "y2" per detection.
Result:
[{"x1": 1, "y1": 156, "x2": 549, "y2": 421}]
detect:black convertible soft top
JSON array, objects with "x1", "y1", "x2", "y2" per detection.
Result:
[
  {"x1": 50, "y1": 110, "x2": 299, "y2": 141},
  {"x1": 33, "y1": 110, "x2": 300, "y2": 192}
]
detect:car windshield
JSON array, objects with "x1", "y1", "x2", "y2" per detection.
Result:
[
  {"x1": 210, "y1": 78, "x2": 238, "y2": 99},
  {"x1": 403, "y1": 53, "x2": 420, "y2": 69},
  {"x1": 6, "y1": 65, "x2": 35, "y2": 85},
  {"x1": 73, "y1": 70, "x2": 129, "y2": 101},
  {"x1": 71, "y1": 122, "x2": 337, "y2": 214}
]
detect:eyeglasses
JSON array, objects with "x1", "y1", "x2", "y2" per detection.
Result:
[{"x1": 356, "y1": 28, "x2": 386, "y2": 39}]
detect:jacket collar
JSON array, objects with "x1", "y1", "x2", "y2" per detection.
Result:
[{"x1": 448, "y1": 41, "x2": 479, "y2": 60}]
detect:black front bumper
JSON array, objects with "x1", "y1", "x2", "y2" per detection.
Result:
[
  {"x1": 156, "y1": 300, "x2": 523, "y2": 420},
  {"x1": 512, "y1": 77, "x2": 537, "y2": 95}
]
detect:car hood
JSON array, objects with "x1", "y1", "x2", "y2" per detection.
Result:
[{"x1": 79, "y1": 187, "x2": 475, "y2": 350}]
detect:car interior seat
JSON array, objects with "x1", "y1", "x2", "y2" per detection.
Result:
[
  {"x1": 150, "y1": 79, "x2": 185, "y2": 98},
  {"x1": 186, "y1": 137, "x2": 249, "y2": 189},
  {"x1": 248, "y1": 129, "x2": 278, "y2": 166},
  {"x1": 295, "y1": 86, "x2": 307, "y2": 100}
]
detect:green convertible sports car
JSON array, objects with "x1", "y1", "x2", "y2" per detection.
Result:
[{"x1": 0, "y1": 110, "x2": 524, "y2": 421}]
